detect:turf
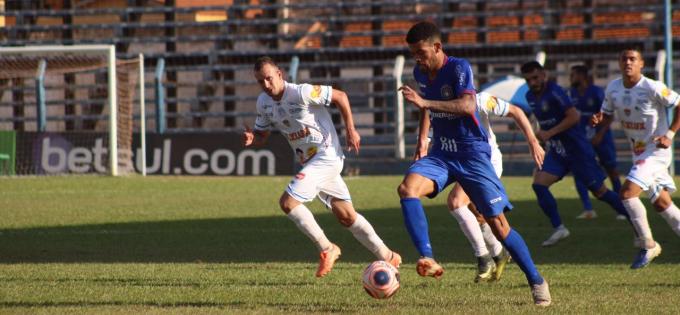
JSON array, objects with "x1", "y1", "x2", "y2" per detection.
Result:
[{"x1": 0, "y1": 175, "x2": 678, "y2": 314}]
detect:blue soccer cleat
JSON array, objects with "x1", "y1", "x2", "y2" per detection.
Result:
[{"x1": 630, "y1": 242, "x2": 662, "y2": 269}]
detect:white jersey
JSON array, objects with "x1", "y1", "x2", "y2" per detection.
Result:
[
  {"x1": 254, "y1": 82, "x2": 343, "y2": 164},
  {"x1": 601, "y1": 76, "x2": 680, "y2": 161},
  {"x1": 476, "y1": 92, "x2": 511, "y2": 151}
]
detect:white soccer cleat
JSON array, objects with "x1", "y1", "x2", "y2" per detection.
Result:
[
  {"x1": 615, "y1": 214, "x2": 627, "y2": 221},
  {"x1": 531, "y1": 279, "x2": 552, "y2": 306},
  {"x1": 541, "y1": 227, "x2": 570, "y2": 247},
  {"x1": 576, "y1": 210, "x2": 597, "y2": 219}
]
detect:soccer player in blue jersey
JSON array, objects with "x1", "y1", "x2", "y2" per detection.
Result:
[
  {"x1": 521, "y1": 61, "x2": 630, "y2": 247},
  {"x1": 397, "y1": 21, "x2": 551, "y2": 306},
  {"x1": 569, "y1": 65, "x2": 624, "y2": 220}
]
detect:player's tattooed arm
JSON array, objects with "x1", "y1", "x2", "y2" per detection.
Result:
[
  {"x1": 590, "y1": 112, "x2": 613, "y2": 146},
  {"x1": 507, "y1": 104, "x2": 544, "y2": 169},
  {"x1": 331, "y1": 88, "x2": 361, "y2": 153},
  {"x1": 243, "y1": 125, "x2": 270, "y2": 147},
  {"x1": 399, "y1": 85, "x2": 476, "y2": 116},
  {"x1": 536, "y1": 107, "x2": 579, "y2": 142}
]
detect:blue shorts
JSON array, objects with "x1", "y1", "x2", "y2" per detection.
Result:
[
  {"x1": 542, "y1": 148, "x2": 606, "y2": 190},
  {"x1": 593, "y1": 131, "x2": 617, "y2": 170},
  {"x1": 406, "y1": 153, "x2": 513, "y2": 217}
]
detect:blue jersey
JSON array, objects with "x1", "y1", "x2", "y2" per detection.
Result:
[
  {"x1": 414, "y1": 56, "x2": 489, "y2": 158},
  {"x1": 526, "y1": 81, "x2": 592, "y2": 157},
  {"x1": 569, "y1": 84, "x2": 604, "y2": 126}
]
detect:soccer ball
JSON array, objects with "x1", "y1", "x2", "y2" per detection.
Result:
[{"x1": 362, "y1": 260, "x2": 400, "y2": 299}]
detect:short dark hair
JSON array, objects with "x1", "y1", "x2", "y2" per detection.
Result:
[
  {"x1": 571, "y1": 65, "x2": 589, "y2": 76},
  {"x1": 620, "y1": 46, "x2": 643, "y2": 59},
  {"x1": 521, "y1": 61, "x2": 544, "y2": 74},
  {"x1": 406, "y1": 21, "x2": 441, "y2": 44},
  {"x1": 254, "y1": 56, "x2": 278, "y2": 72}
]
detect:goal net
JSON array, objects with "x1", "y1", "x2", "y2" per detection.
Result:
[{"x1": 0, "y1": 45, "x2": 145, "y2": 176}]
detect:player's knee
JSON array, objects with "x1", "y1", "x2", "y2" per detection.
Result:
[
  {"x1": 531, "y1": 183, "x2": 547, "y2": 194},
  {"x1": 652, "y1": 195, "x2": 672, "y2": 212},
  {"x1": 619, "y1": 187, "x2": 638, "y2": 200},
  {"x1": 447, "y1": 196, "x2": 465, "y2": 211},
  {"x1": 278, "y1": 193, "x2": 297, "y2": 214},
  {"x1": 397, "y1": 182, "x2": 416, "y2": 198},
  {"x1": 592, "y1": 184, "x2": 609, "y2": 198}
]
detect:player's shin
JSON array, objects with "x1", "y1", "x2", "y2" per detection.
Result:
[
  {"x1": 347, "y1": 213, "x2": 392, "y2": 260},
  {"x1": 622, "y1": 197, "x2": 655, "y2": 248},
  {"x1": 532, "y1": 184, "x2": 562, "y2": 228},
  {"x1": 450, "y1": 206, "x2": 489, "y2": 257},
  {"x1": 596, "y1": 189, "x2": 630, "y2": 219},
  {"x1": 287, "y1": 204, "x2": 333, "y2": 251},
  {"x1": 400, "y1": 198, "x2": 434, "y2": 258},
  {"x1": 659, "y1": 203, "x2": 680, "y2": 237},
  {"x1": 500, "y1": 229, "x2": 544, "y2": 285}
]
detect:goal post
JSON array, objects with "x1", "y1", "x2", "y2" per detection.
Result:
[{"x1": 0, "y1": 44, "x2": 146, "y2": 176}]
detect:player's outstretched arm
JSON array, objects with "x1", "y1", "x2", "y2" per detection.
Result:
[
  {"x1": 507, "y1": 104, "x2": 544, "y2": 169},
  {"x1": 399, "y1": 85, "x2": 476, "y2": 116},
  {"x1": 331, "y1": 88, "x2": 361, "y2": 153},
  {"x1": 536, "y1": 107, "x2": 580, "y2": 142},
  {"x1": 242, "y1": 124, "x2": 270, "y2": 147}
]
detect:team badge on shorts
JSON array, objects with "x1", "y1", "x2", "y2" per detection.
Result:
[{"x1": 295, "y1": 172, "x2": 306, "y2": 180}]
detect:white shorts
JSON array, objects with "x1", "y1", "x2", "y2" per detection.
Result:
[
  {"x1": 628, "y1": 148, "x2": 676, "y2": 202},
  {"x1": 491, "y1": 148, "x2": 503, "y2": 178},
  {"x1": 286, "y1": 158, "x2": 352, "y2": 208}
]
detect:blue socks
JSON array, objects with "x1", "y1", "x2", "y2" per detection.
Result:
[
  {"x1": 532, "y1": 183, "x2": 562, "y2": 228},
  {"x1": 597, "y1": 189, "x2": 630, "y2": 218},
  {"x1": 400, "y1": 198, "x2": 433, "y2": 258},
  {"x1": 501, "y1": 229, "x2": 544, "y2": 285},
  {"x1": 575, "y1": 178, "x2": 593, "y2": 211}
]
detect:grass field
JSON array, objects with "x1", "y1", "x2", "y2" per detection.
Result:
[{"x1": 0, "y1": 175, "x2": 678, "y2": 314}]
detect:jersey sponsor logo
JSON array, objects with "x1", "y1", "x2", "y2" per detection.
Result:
[
  {"x1": 489, "y1": 196, "x2": 503, "y2": 204},
  {"x1": 622, "y1": 121, "x2": 645, "y2": 130},
  {"x1": 430, "y1": 111, "x2": 462, "y2": 119},
  {"x1": 419, "y1": 83, "x2": 427, "y2": 88},
  {"x1": 440, "y1": 85, "x2": 453, "y2": 99},
  {"x1": 310, "y1": 85, "x2": 322, "y2": 99},
  {"x1": 288, "y1": 127, "x2": 311, "y2": 141}
]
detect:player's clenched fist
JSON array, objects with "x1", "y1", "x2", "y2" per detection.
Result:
[{"x1": 590, "y1": 112, "x2": 603, "y2": 126}]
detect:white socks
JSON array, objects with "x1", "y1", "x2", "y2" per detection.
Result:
[
  {"x1": 287, "y1": 204, "x2": 332, "y2": 252},
  {"x1": 659, "y1": 203, "x2": 680, "y2": 237},
  {"x1": 480, "y1": 222, "x2": 504, "y2": 257},
  {"x1": 450, "y1": 206, "x2": 489, "y2": 257},
  {"x1": 622, "y1": 197, "x2": 655, "y2": 249},
  {"x1": 347, "y1": 214, "x2": 391, "y2": 260}
]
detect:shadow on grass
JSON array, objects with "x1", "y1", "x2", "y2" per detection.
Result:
[{"x1": 0, "y1": 199, "x2": 678, "y2": 265}]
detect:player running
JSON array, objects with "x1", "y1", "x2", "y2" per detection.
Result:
[
  {"x1": 568, "y1": 65, "x2": 624, "y2": 220},
  {"x1": 425, "y1": 92, "x2": 543, "y2": 282},
  {"x1": 521, "y1": 61, "x2": 630, "y2": 247},
  {"x1": 398, "y1": 21, "x2": 551, "y2": 306},
  {"x1": 591, "y1": 47, "x2": 680, "y2": 269},
  {"x1": 243, "y1": 56, "x2": 401, "y2": 277}
]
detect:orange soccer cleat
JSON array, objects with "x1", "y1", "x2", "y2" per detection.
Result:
[
  {"x1": 316, "y1": 243, "x2": 342, "y2": 277},
  {"x1": 416, "y1": 257, "x2": 444, "y2": 279}
]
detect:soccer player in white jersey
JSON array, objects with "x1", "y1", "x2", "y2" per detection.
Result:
[
  {"x1": 591, "y1": 47, "x2": 680, "y2": 269},
  {"x1": 243, "y1": 57, "x2": 401, "y2": 277},
  {"x1": 436, "y1": 92, "x2": 544, "y2": 282}
]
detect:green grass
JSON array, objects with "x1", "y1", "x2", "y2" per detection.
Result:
[{"x1": 0, "y1": 176, "x2": 679, "y2": 314}]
